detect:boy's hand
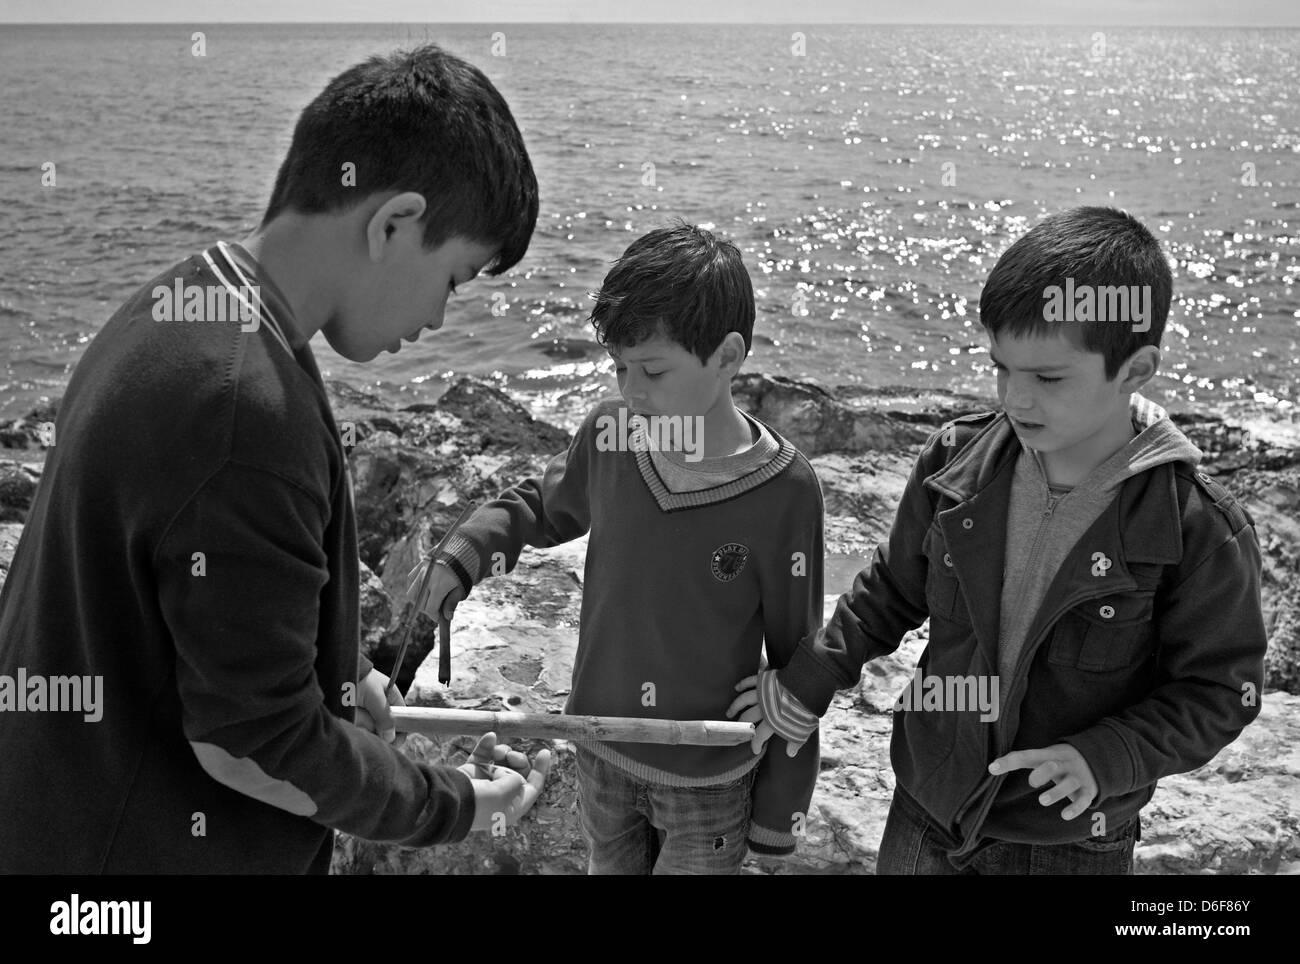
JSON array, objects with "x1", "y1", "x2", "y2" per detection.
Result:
[
  {"x1": 459, "y1": 732, "x2": 551, "y2": 832},
  {"x1": 989, "y1": 743, "x2": 1098, "y2": 820},
  {"x1": 726, "y1": 669, "x2": 816, "y2": 757},
  {"x1": 354, "y1": 667, "x2": 404, "y2": 746},
  {"x1": 405, "y1": 558, "x2": 466, "y2": 622}
]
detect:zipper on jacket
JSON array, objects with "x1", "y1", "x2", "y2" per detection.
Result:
[
  {"x1": 948, "y1": 580, "x2": 1132, "y2": 854},
  {"x1": 951, "y1": 481, "x2": 1064, "y2": 828}
]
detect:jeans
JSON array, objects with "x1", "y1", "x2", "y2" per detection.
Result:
[
  {"x1": 876, "y1": 787, "x2": 1140, "y2": 875},
  {"x1": 575, "y1": 745, "x2": 756, "y2": 875}
]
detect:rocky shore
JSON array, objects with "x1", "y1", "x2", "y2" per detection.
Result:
[{"x1": 2, "y1": 375, "x2": 1297, "y2": 874}]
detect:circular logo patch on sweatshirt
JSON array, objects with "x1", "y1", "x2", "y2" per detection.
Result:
[{"x1": 711, "y1": 543, "x2": 750, "y2": 582}]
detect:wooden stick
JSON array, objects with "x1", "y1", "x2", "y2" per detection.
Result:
[{"x1": 391, "y1": 707, "x2": 756, "y2": 746}]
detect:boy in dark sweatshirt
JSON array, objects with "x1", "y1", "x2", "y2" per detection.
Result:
[
  {"x1": 0, "y1": 44, "x2": 549, "y2": 873},
  {"x1": 731, "y1": 206, "x2": 1267, "y2": 874},
  {"x1": 412, "y1": 223, "x2": 824, "y2": 873}
]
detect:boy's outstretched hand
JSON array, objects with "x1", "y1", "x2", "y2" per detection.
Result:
[
  {"x1": 354, "y1": 667, "x2": 404, "y2": 746},
  {"x1": 726, "y1": 668, "x2": 816, "y2": 758},
  {"x1": 459, "y1": 732, "x2": 552, "y2": 833},
  {"x1": 406, "y1": 557, "x2": 467, "y2": 623},
  {"x1": 989, "y1": 743, "x2": 1098, "y2": 820}
]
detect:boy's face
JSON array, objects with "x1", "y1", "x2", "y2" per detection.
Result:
[
  {"x1": 987, "y1": 328, "x2": 1132, "y2": 456},
  {"x1": 326, "y1": 228, "x2": 497, "y2": 362},
  {"x1": 609, "y1": 330, "x2": 730, "y2": 419}
]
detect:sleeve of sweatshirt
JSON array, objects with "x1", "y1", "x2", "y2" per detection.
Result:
[
  {"x1": 1062, "y1": 522, "x2": 1267, "y2": 802},
  {"x1": 156, "y1": 459, "x2": 475, "y2": 846},
  {"x1": 748, "y1": 460, "x2": 825, "y2": 855},
  {"x1": 435, "y1": 404, "x2": 596, "y2": 589},
  {"x1": 776, "y1": 435, "x2": 939, "y2": 716}
]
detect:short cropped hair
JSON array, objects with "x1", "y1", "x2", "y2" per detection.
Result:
[
  {"x1": 261, "y1": 44, "x2": 538, "y2": 275},
  {"x1": 589, "y1": 220, "x2": 755, "y2": 364},
  {"x1": 979, "y1": 206, "x2": 1173, "y2": 378}
]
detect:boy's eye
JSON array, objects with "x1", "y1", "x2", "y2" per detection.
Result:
[
  {"x1": 1036, "y1": 376, "x2": 1062, "y2": 384},
  {"x1": 644, "y1": 371, "x2": 664, "y2": 379}
]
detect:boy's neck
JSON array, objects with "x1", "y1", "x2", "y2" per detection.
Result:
[
  {"x1": 238, "y1": 216, "x2": 335, "y2": 343},
  {"x1": 698, "y1": 393, "x2": 754, "y2": 459},
  {"x1": 1036, "y1": 402, "x2": 1137, "y2": 488}
]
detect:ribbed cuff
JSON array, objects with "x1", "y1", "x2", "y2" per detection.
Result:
[
  {"x1": 776, "y1": 640, "x2": 842, "y2": 717},
  {"x1": 747, "y1": 821, "x2": 797, "y2": 855},
  {"x1": 436, "y1": 532, "x2": 483, "y2": 589},
  {"x1": 758, "y1": 669, "x2": 818, "y2": 744}
]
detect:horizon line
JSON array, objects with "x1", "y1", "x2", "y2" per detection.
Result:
[{"x1": 3, "y1": 20, "x2": 1299, "y2": 28}]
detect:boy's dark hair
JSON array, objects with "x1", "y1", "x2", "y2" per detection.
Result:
[
  {"x1": 261, "y1": 44, "x2": 538, "y2": 276},
  {"x1": 589, "y1": 220, "x2": 755, "y2": 364},
  {"x1": 978, "y1": 206, "x2": 1172, "y2": 378}
]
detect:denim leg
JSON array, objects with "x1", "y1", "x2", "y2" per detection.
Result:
[
  {"x1": 575, "y1": 747, "x2": 655, "y2": 875},
  {"x1": 1026, "y1": 815, "x2": 1140, "y2": 875},
  {"x1": 965, "y1": 816, "x2": 1141, "y2": 875},
  {"x1": 876, "y1": 790, "x2": 974, "y2": 875},
  {"x1": 645, "y1": 769, "x2": 756, "y2": 876}
]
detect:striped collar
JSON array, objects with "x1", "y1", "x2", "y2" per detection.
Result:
[
  {"x1": 633, "y1": 419, "x2": 798, "y2": 512},
  {"x1": 201, "y1": 241, "x2": 297, "y2": 357}
]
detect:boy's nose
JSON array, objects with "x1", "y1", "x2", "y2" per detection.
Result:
[
  {"x1": 622, "y1": 375, "x2": 647, "y2": 403},
  {"x1": 1004, "y1": 383, "x2": 1034, "y2": 410}
]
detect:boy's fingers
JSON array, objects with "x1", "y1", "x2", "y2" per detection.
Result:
[
  {"x1": 467, "y1": 731, "x2": 497, "y2": 769},
  {"x1": 1037, "y1": 776, "x2": 1080, "y2": 806},
  {"x1": 1027, "y1": 761, "x2": 1062, "y2": 789},
  {"x1": 502, "y1": 749, "x2": 531, "y2": 775},
  {"x1": 734, "y1": 706, "x2": 763, "y2": 727},
  {"x1": 529, "y1": 748, "x2": 552, "y2": 786},
  {"x1": 786, "y1": 737, "x2": 804, "y2": 758},
  {"x1": 1061, "y1": 792, "x2": 1094, "y2": 820},
  {"x1": 750, "y1": 720, "x2": 774, "y2": 755},
  {"x1": 989, "y1": 748, "x2": 1054, "y2": 774},
  {"x1": 440, "y1": 588, "x2": 464, "y2": 621},
  {"x1": 725, "y1": 689, "x2": 759, "y2": 718},
  {"x1": 733, "y1": 674, "x2": 758, "y2": 692},
  {"x1": 354, "y1": 707, "x2": 376, "y2": 734}
]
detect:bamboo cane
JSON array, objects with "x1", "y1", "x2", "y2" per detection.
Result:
[{"x1": 391, "y1": 707, "x2": 756, "y2": 746}]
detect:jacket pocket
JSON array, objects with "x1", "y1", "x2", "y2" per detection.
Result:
[
  {"x1": 921, "y1": 526, "x2": 970, "y2": 626},
  {"x1": 1046, "y1": 591, "x2": 1156, "y2": 672}
]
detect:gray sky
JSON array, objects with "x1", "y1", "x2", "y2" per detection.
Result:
[{"x1": 3, "y1": 0, "x2": 1298, "y2": 25}]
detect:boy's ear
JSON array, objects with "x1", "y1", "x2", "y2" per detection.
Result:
[
  {"x1": 1118, "y1": 345, "x2": 1160, "y2": 394},
  {"x1": 714, "y1": 332, "x2": 748, "y2": 375},
  {"x1": 365, "y1": 192, "x2": 428, "y2": 263}
]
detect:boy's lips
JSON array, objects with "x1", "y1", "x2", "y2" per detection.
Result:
[{"x1": 1010, "y1": 416, "x2": 1045, "y2": 431}]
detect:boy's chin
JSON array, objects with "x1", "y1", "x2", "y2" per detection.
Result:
[{"x1": 321, "y1": 323, "x2": 379, "y2": 362}]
